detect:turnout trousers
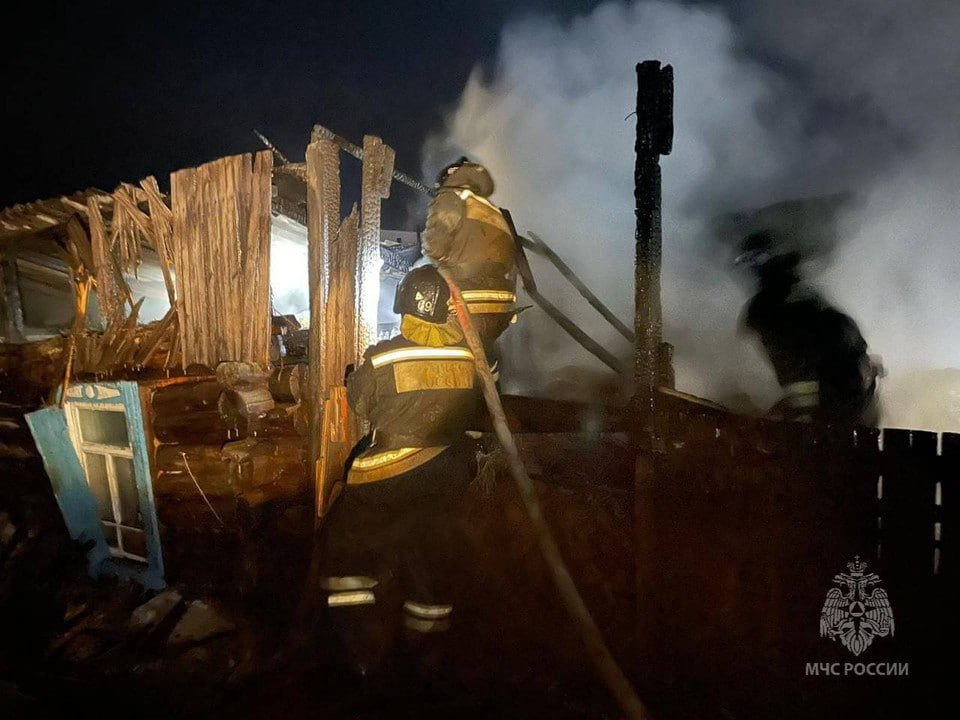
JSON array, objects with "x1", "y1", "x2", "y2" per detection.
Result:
[{"x1": 318, "y1": 442, "x2": 474, "y2": 675}]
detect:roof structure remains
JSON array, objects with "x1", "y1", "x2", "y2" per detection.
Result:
[{"x1": 0, "y1": 190, "x2": 113, "y2": 245}]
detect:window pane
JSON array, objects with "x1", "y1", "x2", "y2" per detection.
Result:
[
  {"x1": 121, "y1": 529, "x2": 148, "y2": 560},
  {"x1": 101, "y1": 523, "x2": 118, "y2": 549},
  {"x1": 77, "y1": 408, "x2": 129, "y2": 446},
  {"x1": 84, "y1": 453, "x2": 114, "y2": 522},
  {"x1": 113, "y1": 457, "x2": 142, "y2": 529},
  {"x1": 16, "y1": 270, "x2": 75, "y2": 329}
]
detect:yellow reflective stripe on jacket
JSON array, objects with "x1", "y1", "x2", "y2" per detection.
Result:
[
  {"x1": 784, "y1": 380, "x2": 819, "y2": 396},
  {"x1": 787, "y1": 394, "x2": 819, "y2": 408},
  {"x1": 465, "y1": 302, "x2": 515, "y2": 314},
  {"x1": 393, "y1": 358, "x2": 474, "y2": 393},
  {"x1": 348, "y1": 446, "x2": 449, "y2": 485},
  {"x1": 784, "y1": 380, "x2": 820, "y2": 408},
  {"x1": 352, "y1": 447, "x2": 423, "y2": 469},
  {"x1": 460, "y1": 290, "x2": 516, "y2": 304},
  {"x1": 461, "y1": 290, "x2": 516, "y2": 313},
  {"x1": 370, "y1": 346, "x2": 474, "y2": 368}
]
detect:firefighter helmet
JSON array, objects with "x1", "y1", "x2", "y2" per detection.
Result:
[
  {"x1": 393, "y1": 265, "x2": 450, "y2": 323},
  {"x1": 434, "y1": 156, "x2": 470, "y2": 188},
  {"x1": 434, "y1": 157, "x2": 495, "y2": 196},
  {"x1": 735, "y1": 231, "x2": 800, "y2": 279}
]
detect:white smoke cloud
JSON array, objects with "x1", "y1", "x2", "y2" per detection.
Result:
[{"x1": 425, "y1": 0, "x2": 960, "y2": 430}]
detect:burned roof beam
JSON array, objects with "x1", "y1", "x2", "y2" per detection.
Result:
[
  {"x1": 254, "y1": 129, "x2": 291, "y2": 166},
  {"x1": 311, "y1": 125, "x2": 434, "y2": 196},
  {"x1": 524, "y1": 231, "x2": 635, "y2": 343}
]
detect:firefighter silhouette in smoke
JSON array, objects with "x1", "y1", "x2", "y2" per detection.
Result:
[
  {"x1": 422, "y1": 157, "x2": 522, "y2": 370},
  {"x1": 738, "y1": 231, "x2": 880, "y2": 425},
  {"x1": 319, "y1": 264, "x2": 478, "y2": 680}
]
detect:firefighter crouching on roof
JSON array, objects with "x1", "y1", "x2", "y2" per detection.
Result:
[
  {"x1": 738, "y1": 231, "x2": 881, "y2": 426},
  {"x1": 319, "y1": 264, "x2": 478, "y2": 679},
  {"x1": 422, "y1": 157, "x2": 520, "y2": 369}
]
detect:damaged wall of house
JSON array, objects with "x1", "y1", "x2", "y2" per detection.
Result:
[
  {"x1": 169, "y1": 152, "x2": 273, "y2": 369},
  {"x1": 1, "y1": 137, "x2": 410, "y2": 593}
]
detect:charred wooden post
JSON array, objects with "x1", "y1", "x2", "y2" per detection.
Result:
[
  {"x1": 633, "y1": 60, "x2": 673, "y2": 419},
  {"x1": 357, "y1": 135, "x2": 395, "y2": 356},
  {"x1": 633, "y1": 60, "x2": 673, "y2": 705},
  {"x1": 324, "y1": 208, "x2": 359, "y2": 389},
  {"x1": 305, "y1": 138, "x2": 340, "y2": 471},
  {"x1": 656, "y1": 341, "x2": 675, "y2": 390},
  {"x1": 315, "y1": 385, "x2": 357, "y2": 518},
  {"x1": 312, "y1": 124, "x2": 432, "y2": 196}
]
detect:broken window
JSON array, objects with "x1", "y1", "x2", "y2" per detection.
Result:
[
  {"x1": 27, "y1": 381, "x2": 165, "y2": 589},
  {"x1": 67, "y1": 403, "x2": 147, "y2": 563}
]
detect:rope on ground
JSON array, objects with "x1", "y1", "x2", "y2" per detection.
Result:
[
  {"x1": 438, "y1": 266, "x2": 651, "y2": 720},
  {"x1": 181, "y1": 452, "x2": 226, "y2": 527}
]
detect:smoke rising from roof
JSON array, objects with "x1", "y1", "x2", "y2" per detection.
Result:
[{"x1": 424, "y1": 0, "x2": 960, "y2": 431}]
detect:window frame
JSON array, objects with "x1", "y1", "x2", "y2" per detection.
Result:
[{"x1": 66, "y1": 401, "x2": 148, "y2": 563}]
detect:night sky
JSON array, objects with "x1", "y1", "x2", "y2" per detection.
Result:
[{"x1": 3, "y1": 0, "x2": 609, "y2": 221}]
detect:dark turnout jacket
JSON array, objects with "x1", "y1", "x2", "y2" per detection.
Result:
[
  {"x1": 744, "y1": 275, "x2": 878, "y2": 425},
  {"x1": 422, "y1": 164, "x2": 516, "y2": 297},
  {"x1": 345, "y1": 334, "x2": 479, "y2": 483}
]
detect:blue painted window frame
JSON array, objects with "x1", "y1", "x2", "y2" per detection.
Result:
[{"x1": 27, "y1": 381, "x2": 165, "y2": 589}]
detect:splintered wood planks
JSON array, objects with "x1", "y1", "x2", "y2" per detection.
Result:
[
  {"x1": 170, "y1": 151, "x2": 273, "y2": 369},
  {"x1": 87, "y1": 195, "x2": 125, "y2": 328}
]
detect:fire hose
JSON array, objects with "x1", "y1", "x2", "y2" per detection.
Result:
[{"x1": 438, "y1": 266, "x2": 651, "y2": 720}]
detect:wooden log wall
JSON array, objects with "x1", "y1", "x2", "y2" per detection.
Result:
[
  {"x1": 170, "y1": 151, "x2": 273, "y2": 369},
  {"x1": 146, "y1": 378, "x2": 309, "y2": 536},
  {"x1": 269, "y1": 365, "x2": 303, "y2": 403}
]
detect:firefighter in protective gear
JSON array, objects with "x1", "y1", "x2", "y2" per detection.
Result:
[
  {"x1": 738, "y1": 232, "x2": 880, "y2": 425},
  {"x1": 319, "y1": 265, "x2": 477, "y2": 677},
  {"x1": 423, "y1": 157, "x2": 520, "y2": 355}
]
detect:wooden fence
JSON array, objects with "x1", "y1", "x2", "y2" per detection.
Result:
[{"x1": 636, "y1": 409, "x2": 957, "y2": 717}]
